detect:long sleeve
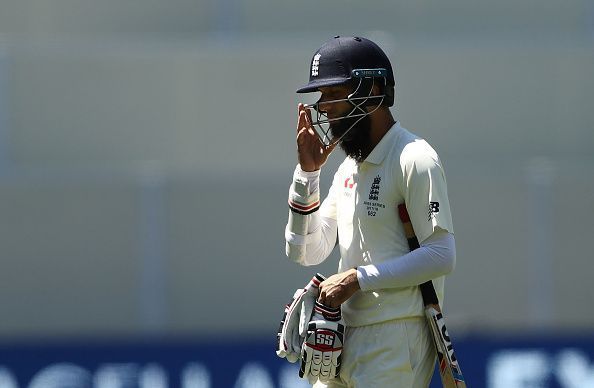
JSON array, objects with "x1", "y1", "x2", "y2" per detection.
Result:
[{"x1": 356, "y1": 229, "x2": 455, "y2": 290}]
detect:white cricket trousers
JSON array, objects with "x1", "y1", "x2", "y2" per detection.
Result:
[{"x1": 313, "y1": 317, "x2": 435, "y2": 388}]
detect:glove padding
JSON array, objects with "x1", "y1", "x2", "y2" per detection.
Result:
[
  {"x1": 276, "y1": 273, "x2": 325, "y2": 363},
  {"x1": 299, "y1": 301, "x2": 345, "y2": 384}
]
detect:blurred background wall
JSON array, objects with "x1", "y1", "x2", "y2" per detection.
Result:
[{"x1": 0, "y1": 0, "x2": 593, "y2": 386}]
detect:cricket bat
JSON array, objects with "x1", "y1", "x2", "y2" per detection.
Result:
[{"x1": 397, "y1": 204, "x2": 467, "y2": 388}]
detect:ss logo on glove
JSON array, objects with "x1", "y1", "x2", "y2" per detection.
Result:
[
  {"x1": 316, "y1": 332, "x2": 335, "y2": 346},
  {"x1": 299, "y1": 302, "x2": 345, "y2": 384}
]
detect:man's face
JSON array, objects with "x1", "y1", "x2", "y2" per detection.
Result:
[{"x1": 318, "y1": 85, "x2": 373, "y2": 163}]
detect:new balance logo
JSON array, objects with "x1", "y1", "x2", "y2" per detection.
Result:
[
  {"x1": 428, "y1": 202, "x2": 440, "y2": 221},
  {"x1": 311, "y1": 53, "x2": 321, "y2": 77}
]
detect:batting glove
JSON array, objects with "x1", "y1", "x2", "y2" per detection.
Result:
[
  {"x1": 276, "y1": 273, "x2": 325, "y2": 363},
  {"x1": 299, "y1": 301, "x2": 345, "y2": 384}
]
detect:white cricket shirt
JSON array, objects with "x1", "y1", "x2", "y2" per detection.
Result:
[{"x1": 319, "y1": 121, "x2": 454, "y2": 326}]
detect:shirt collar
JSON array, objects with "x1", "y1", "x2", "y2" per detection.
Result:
[{"x1": 364, "y1": 121, "x2": 403, "y2": 165}]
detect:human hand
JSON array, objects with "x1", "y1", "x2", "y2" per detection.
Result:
[
  {"x1": 296, "y1": 103, "x2": 336, "y2": 172},
  {"x1": 317, "y1": 269, "x2": 360, "y2": 308}
]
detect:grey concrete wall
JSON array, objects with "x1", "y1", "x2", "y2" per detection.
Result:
[
  {"x1": 0, "y1": 0, "x2": 593, "y2": 338},
  {"x1": 0, "y1": 0, "x2": 588, "y2": 37}
]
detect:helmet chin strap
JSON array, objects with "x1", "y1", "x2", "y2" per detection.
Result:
[{"x1": 303, "y1": 77, "x2": 386, "y2": 147}]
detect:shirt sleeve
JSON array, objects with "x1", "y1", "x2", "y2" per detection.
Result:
[
  {"x1": 401, "y1": 141, "x2": 454, "y2": 243},
  {"x1": 356, "y1": 229, "x2": 456, "y2": 290},
  {"x1": 318, "y1": 168, "x2": 339, "y2": 221}
]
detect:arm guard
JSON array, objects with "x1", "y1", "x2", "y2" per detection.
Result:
[
  {"x1": 285, "y1": 167, "x2": 321, "y2": 263},
  {"x1": 288, "y1": 174, "x2": 320, "y2": 216}
]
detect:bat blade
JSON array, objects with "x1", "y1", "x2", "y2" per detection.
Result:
[
  {"x1": 397, "y1": 204, "x2": 467, "y2": 387},
  {"x1": 426, "y1": 306, "x2": 466, "y2": 388}
]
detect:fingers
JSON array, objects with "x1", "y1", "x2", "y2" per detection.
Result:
[
  {"x1": 297, "y1": 103, "x2": 333, "y2": 148},
  {"x1": 297, "y1": 103, "x2": 317, "y2": 137},
  {"x1": 296, "y1": 116, "x2": 320, "y2": 149},
  {"x1": 297, "y1": 103, "x2": 309, "y2": 134},
  {"x1": 318, "y1": 287, "x2": 338, "y2": 308},
  {"x1": 296, "y1": 102, "x2": 336, "y2": 172},
  {"x1": 297, "y1": 111, "x2": 315, "y2": 141},
  {"x1": 304, "y1": 105, "x2": 313, "y2": 127},
  {"x1": 318, "y1": 273, "x2": 356, "y2": 308}
]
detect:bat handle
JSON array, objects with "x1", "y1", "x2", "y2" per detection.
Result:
[{"x1": 419, "y1": 281, "x2": 440, "y2": 307}]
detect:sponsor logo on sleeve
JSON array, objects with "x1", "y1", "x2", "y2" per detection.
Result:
[{"x1": 428, "y1": 201, "x2": 440, "y2": 221}]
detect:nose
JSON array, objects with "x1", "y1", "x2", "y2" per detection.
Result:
[{"x1": 317, "y1": 100, "x2": 333, "y2": 115}]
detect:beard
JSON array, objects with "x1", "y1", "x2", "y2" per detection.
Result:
[{"x1": 330, "y1": 113, "x2": 373, "y2": 163}]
